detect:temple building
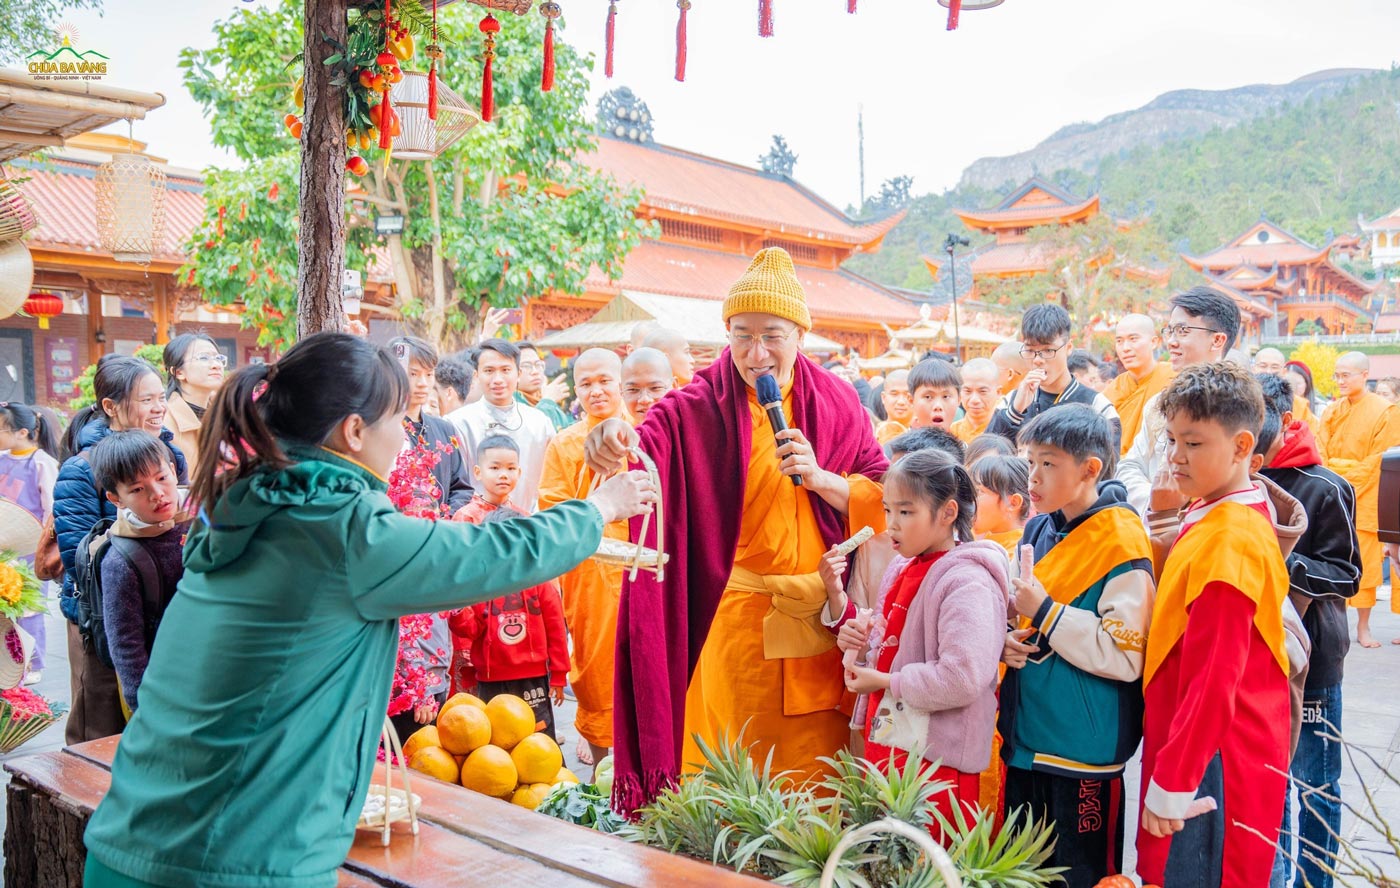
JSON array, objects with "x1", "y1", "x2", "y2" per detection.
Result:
[
  {"x1": 524, "y1": 88, "x2": 918, "y2": 357},
  {"x1": 1361, "y1": 206, "x2": 1400, "y2": 273},
  {"x1": 1183, "y1": 217, "x2": 1375, "y2": 338}
]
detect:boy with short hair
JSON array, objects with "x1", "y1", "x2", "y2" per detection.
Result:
[
  {"x1": 988, "y1": 304, "x2": 1120, "y2": 449},
  {"x1": 452, "y1": 434, "x2": 521, "y2": 524},
  {"x1": 1254, "y1": 373, "x2": 1360, "y2": 888},
  {"x1": 1137, "y1": 363, "x2": 1291, "y2": 888},
  {"x1": 1000, "y1": 404, "x2": 1155, "y2": 887},
  {"x1": 88, "y1": 431, "x2": 191, "y2": 715},
  {"x1": 907, "y1": 359, "x2": 961, "y2": 432}
]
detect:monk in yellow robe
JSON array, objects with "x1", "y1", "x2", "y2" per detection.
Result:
[
  {"x1": 874, "y1": 369, "x2": 912, "y2": 444},
  {"x1": 539, "y1": 348, "x2": 629, "y2": 766},
  {"x1": 1104, "y1": 314, "x2": 1174, "y2": 456},
  {"x1": 586, "y1": 247, "x2": 889, "y2": 811},
  {"x1": 621, "y1": 348, "x2": 675, "y2": 422},
  {"x1": 950, "y1": 358, "x2": 999, "y2": 443},
  {"x1": 1318, "y1": 352, "x2": 1400, "y2": 647}
]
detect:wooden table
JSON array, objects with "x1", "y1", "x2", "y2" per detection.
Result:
[{"x1": 4, "y1": 737, "x2": 762, "y2": 887}]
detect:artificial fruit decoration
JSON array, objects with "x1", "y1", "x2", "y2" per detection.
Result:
[{"x1": 346, "y1": 156, "x2": 369, "y2": 177}]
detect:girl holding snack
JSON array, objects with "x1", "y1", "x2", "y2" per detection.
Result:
[{"x1": 823, "y1": 449, "x2": 1009, "y2": 825}]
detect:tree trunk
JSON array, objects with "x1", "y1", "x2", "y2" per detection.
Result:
[
  {"x1": 296, "y1": 0, "x2": 347, "y2": 340},
  {"x1": 425, "y1": 161, "x2": 449, "y2": 344}
]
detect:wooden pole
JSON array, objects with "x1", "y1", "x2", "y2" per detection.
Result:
[
  {"x1": 297, "y1": 0, "x2": 348, "y2": 339},
  {"x1": 424, "y1": 161, "x2": 448, "y2": 343}
]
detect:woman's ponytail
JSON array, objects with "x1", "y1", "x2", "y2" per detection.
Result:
[
  {"x1": 886, "y1": 449, "x2": 978, "y2": 542},
  {"x1": 188, "y1": 363, "x2": 287, "y2": 508}
]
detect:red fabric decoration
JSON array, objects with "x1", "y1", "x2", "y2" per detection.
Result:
[
  {"x1": 542, "y1": 19, "x2": 555, "y2": 92},
  {"x1": 379, "y1": 0, "x2": 393, "y2": 149},
  {"x1": 605, "y1": 0, "x2": 617, "y2": 78},
  {"x1": 847, "y1": 0, "x2": 856, "y2": 11},
  {"x1": 759, "y1": 0, "x2": 773, "y2": 36},
  {"x1": 675, "y1": 0, "x2": 689, "y2": 82},
  {"x1": 428, "y1": 0, "x2": 439, "y2": 119},
  {"x1": 480, "y1": 14, "x2": 500, "y2": 123},
  {"x1": 946, "y1": 0, "x2": 961, "y2": 30}
]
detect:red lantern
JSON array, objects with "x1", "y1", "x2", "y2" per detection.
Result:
[{"x1": 23, "y1": 292, "x2": 63, "y2": 329}]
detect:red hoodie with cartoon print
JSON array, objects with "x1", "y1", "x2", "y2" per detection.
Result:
[{"x1": 448, "y1": 582, "x2": 570, "y2": 689}]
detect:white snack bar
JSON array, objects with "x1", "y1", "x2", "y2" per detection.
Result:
[{"x1": 834, "y1": 525, "x2": 874, "y2": 556}]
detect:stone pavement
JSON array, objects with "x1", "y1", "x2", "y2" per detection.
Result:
[{"x1": 4, "y1": 594, "x2": 1400, "y2": 881}]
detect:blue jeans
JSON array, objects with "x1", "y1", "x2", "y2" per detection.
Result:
[{"x1": 1271, "y1": 684, "x2": 1343, "y2": 888}]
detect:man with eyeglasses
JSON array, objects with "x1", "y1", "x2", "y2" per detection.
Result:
[
  {"x1": 1317, "y1": 352, "x2": 1400, "y2": 648},
  {"x1": 987, "y1": 304, "x2": 1121, "y2": 447},
  {"x1": 1104, "y1": 314, "x2": 1174, "y2": 458},
  {"x1": 581, "y1": 247, "x2": 889, "y2": 813},
  {"x1": 514, "y1": 342, "x2": 574, "y2": 433},
  {"x1": 1254, "y1": 347, "x2": 1320, "y2": 435},
  {"x1": 1117, "y1": 287, "x2": 1240, "y2": 518},
  {"x1": 620, "y1": 348, "x2": 675, "y2": 421}
]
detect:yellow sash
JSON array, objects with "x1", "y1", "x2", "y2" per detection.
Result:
[
  {"x1": 1032, "y1": 507, "x2": 1152, "y2": 606},
  {"x1": 727, "y1": 564, "x2": 836, "y2": 660},
  {"x1": 1145, "y1": 501, "x2": 1288, "y2": 686}
]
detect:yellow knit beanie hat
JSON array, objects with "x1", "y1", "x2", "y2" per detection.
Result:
[{"x1": 722, "y1": 247, "x2": 811, "y2": 331}]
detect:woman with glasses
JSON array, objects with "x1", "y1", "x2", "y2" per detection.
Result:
[{"x1": 162, "y1": 333, "x2": 228, "y2": 475}]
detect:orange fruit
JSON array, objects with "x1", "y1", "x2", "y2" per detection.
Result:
[
  {"x1": 510, "y1": 733, "x2": 564, "y2": 785},
  {"x1": 460, "y1": 745, "x2": 518, "y2": 798},
  {"x1": 407, "y1": 746, "x2": 459, "y2": 784},
  {"x1": 437, "y1": 704, "x2": 492, "y2": 755},
  {"x1": 553, "y1": 767, "x2": 579, "y2": 786},
  {"x1": 439, "y1": 693, "x2": 487, "y2": 720},
  {"x1": 510, "y1": 784, "x2": 550, "y2": 810},
  {"x1": 401, "y1": 725, "x2": 440, "y2": 761},
  {"x1": 484, "y1": 695, "x2": 536, "y2": 751}
]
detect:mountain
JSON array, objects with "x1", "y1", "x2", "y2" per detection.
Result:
[
  {"x1": 959, "y1": 68, "x2": 1378, "y2": 192},
  {"x1": 848, "y1": 68, "x2": 1400, "y2": 290}
]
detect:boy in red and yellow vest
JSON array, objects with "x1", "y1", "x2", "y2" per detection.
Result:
[{"x1": 1137, "y1": 363, "x2": 1290, "y2": 888}]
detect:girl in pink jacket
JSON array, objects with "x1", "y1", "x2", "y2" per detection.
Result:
[{"x1": 829, "y1": 449, "x2": 1010, "y2": 828}]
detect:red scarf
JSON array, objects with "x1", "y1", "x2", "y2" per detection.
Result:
[
  {"x1": 612, "y1": 350, "x2": 890, "y2": 814},
  {"x1": 864, "y1": 551, "x2": 946, "y2": 769}
]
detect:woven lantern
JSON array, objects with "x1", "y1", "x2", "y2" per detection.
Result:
[
  {"x1": 390, "y1": 71, "x2": 482, "y2": 160},
  {"x1": 95, "y1": 153, "x2": 168, "y2": 265},
  {"x1": 0, "y1": 240, "x2": 34, "y2": 321},
  {"x1": 0, "y1": 178, "x2": 38, "y2": 245},
  {"x1": 23, "y1": 292, "x2": 63, "y2": 329}
]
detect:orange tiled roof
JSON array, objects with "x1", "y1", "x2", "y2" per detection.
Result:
[
  {"x1": 967, "y1": 242, "x2": 1052, "y2": 275},
  {"x1": 15, "y1": 156, "x2": 204, "y2": 263},
  {"x1": 582, "y1": 137, "x2": 904, "y2": 246},
  {"x1": 956, "y1": 178, "x2": 1099, "y2": 231},
  {"x1": 1183, "y1": 220, "x2": 1330, "y2": 271},
  {"x1": 584, "y1": 240, "x2": 919, "y2": 325},
  {"x1": 1363, "y1": 208, "x2": 1400, "y2": 230}
]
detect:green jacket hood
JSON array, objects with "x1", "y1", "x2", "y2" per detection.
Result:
[{"x1": 184, "y1": 446, "x2": 386, "y2": 573}]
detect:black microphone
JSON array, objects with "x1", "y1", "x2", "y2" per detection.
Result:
[{"x1": 756, "y1": 373, "x2": 802, "y2": 486}]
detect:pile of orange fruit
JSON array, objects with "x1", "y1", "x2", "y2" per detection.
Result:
[{"x1": 403, "y1": 692, "x2": 578, "y2": 810}]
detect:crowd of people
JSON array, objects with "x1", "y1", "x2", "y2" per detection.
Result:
[{"x1": 2, "y1": 246, "x2": 1399, "y2": 887}]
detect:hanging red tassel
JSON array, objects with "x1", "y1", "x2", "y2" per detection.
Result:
[
  {"x1": 604, "y1": 0, "x2": 617, "y2": 78},
  {"x1": 427, "y1": 0, "x2": 440, "y2": 119},
  {"x1": 480, "y1": 14, "x2": 500, "y2": 122},
  {"x1": 847, "y1": 0, "x2": 856, "y2": 11},
  {"x1": 540, "y1": 2, "x2": 560, "y2": 92},
  {"x1": 759, "y1": 0, "x2": 773, "y2": 36},
  {"x1": 675, "y1": 0, "x2": 689, "y2": 82},
  {"x1": 379, "y1": 0, "x2": 393, "y2": 149},
  {"x1": 946, "y1": 0, "x2": 962, "y2": 30}
]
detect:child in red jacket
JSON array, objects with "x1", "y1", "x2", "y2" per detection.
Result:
[{"x1": 448, "y1": 504, "x2": 571, "y2": 741}]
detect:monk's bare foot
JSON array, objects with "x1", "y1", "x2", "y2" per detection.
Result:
[
  {"x1": 1359, "y1": 630, "x2": 1381, "y2": 649},
  {"x1": 576, "y1": 737, "x2": 595, "y2": 766},
  {"x1": 1391, "y1": 636, "x2": 1400, "y2": 645}
]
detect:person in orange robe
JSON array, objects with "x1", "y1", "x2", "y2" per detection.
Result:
[
  {"x1": 621, "y1": 348, "x2": 676, "y2": 422},
  {"x1": 950, "y1": 358, "x2": 999, "y2": 443},
  {"x1": 1256, "y1": 348, "x2": 1321, "y2": 436},
  {"x1": 538, "y1": 348, "x2": 630, "y2": 769},
  {"x1": 1317, "y1": 351, "x2": 1400, "y2": 648},
  {"x1": 586, "y1": 248, "x2": 890, "y2": 810},
  {"x1": 992, "y1": 341, "x2": 1029, "y2": 396},
  {"x1": 875, "y1": 369, "x2": 913, "y2": 444},
  {"x1": 1104, "y1": 314, "x2": 1175, "y2": 457}
]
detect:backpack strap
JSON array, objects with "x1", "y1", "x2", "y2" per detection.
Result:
[{"x1": 106, "y1": 536, "x2": 167, "y2": 635}]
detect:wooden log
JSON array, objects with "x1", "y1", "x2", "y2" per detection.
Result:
[{"x1": 296, "y1": 0, "x2": 348, "y2": 339}]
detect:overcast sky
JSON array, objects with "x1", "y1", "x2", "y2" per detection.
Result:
[{"x1": 54, "y1": 0, "x2": 1400, "y2": 209}]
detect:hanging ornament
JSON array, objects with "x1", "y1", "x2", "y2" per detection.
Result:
[
  {"x1": 945, "y1": 0, "x2": 961, "y2": 29},
  {"x1": 0, "y1": 176, "x2": 38, "y2": 246},
  {"x1": 23, "y1": 292, "x2": 62, "y2": 330},
  {"x1": 391, "y1": 70, "x2": 481, "y2": 159},
  {"x1": 0, "y1": 241, "x2": 34, "y2": 321},
  {"x1": 759, "y1": 0, "x2": 773, "y2": 37},
  {"x1": 480, "y1": 14, "x2": 501, "y2": 122},
  {"x1": 604, "y1": 0, "x2": 617, "y2": 78},
  {"x1": 96, "y1": 153, "x2": 168, "y2": 265},
  {"x1": 936, "y1": 0, "x2": 1003, "y2": 30},
  {"x1": 540, "y1": 2, "x2": 561, "y2": 93},
  {"x1": 426, "y1": 0, "x2": 442, "y2": 119},
  {"x1": 379, "y1": 0, "x2": 395, "y2": 149},
  {"x1": 675, "y1": 0, "x2": 690, "y2": 82},
  {"x1": 847, "y1": 0, "x2": 856, "y2": 12}
]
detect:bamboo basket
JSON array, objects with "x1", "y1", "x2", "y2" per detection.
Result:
[
  {"x1": 356, "y1": 716, "x2": 421, "y2": 846},
  {"x1": 0, "y1": 177, "x2": 37, "y2": 245},
  {"x1": 587, "y1": 448, "x2": 667, "y2": 582}
]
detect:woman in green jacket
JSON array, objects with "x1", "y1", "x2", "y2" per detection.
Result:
[{"x1": 83, "y1": 333, "x2": 655, "y2": 888}]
